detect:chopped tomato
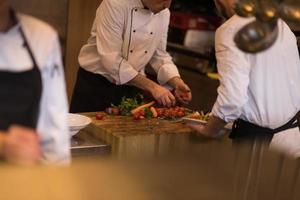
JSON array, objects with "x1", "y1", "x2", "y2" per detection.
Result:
[
  {"x1": 138, "y1": 110, "x2": 145, "y2": 117},
  {"x1": 133, "y1": 113, "x2": 141, "y2": 120},
  {"x1": 170, "y1": 110, "x2": 177, "y2": 118},
  {"x1": 111, "y1": 108, "x2": 120, "y2": 115},
  {"x1": 179, "y1": 107, "x2": 185, "y2": 112},
  {"x1": 133, "y1": 113, "x2": 145, "y2": 120},
  {"x1": 164, "y1": 110, "x2": 170, "y2": 118},
  {"x1": 177, "y1": 111, "x2": 185, "y2": 118},
  {"x1": 96, "y1": 112, "x2": 105, "y2": 120},
  {"x1": 156, "y1": 108, "x2": 163, "y2": 117},
  {"x1": 174, "y1": 106, "x2": 180, "y2": 112}
]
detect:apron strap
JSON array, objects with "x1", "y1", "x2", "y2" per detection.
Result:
[
  {"x1": 10, "y1": 9, "x2": 39, "y2": 69},
  {"x1": 296, "y1": 112, "x2": 300, "y2": 132},
  {"x1": 230, "y1": 111, "x2": 300, "y2": 141},
  {"x1": 272, "y1": 111, "x2": 300, "y2": 134},
  {"x1": 19, "y1": 26, "x2": 39, "y2": 69}
]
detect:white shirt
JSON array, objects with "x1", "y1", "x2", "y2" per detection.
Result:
[
  {"x1": 212, "y1": 15, "x2": 300, "y2": 157},
  {"x1": 0, "y1": 14, "x2": 70, "y2": 164},
  {"x1": 78, "y1": 0, "x2": 180, "y2": 85}
]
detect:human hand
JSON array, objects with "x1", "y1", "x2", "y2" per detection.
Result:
[
  {"x1": 186, "y1": 123, "x2": 224, "y2": 138},
  {"x1": 1, "y1": 125, "x2": 42, "y2": 165},
  {"x1": 168, "y1": 77, "x2": 192, "y2": 104},
  {"x1": 186, "y1": 123, "x2": 212, "y2": 137},
  {"x1": 150, "y1": 84, "x2": 176, "y2": 107},
  {"x1": 187, "y1": 115, "x2": 227, "y2": 138}
]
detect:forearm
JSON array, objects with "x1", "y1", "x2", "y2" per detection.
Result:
[
  {"x1": 167, "y1": 76, "x2": 183, "y2": 88},
  {"x1": 127, "y1": 74, "x2": 159, "y2": 92}
]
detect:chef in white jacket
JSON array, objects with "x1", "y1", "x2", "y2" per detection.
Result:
[
  {"x1": 188, "y1": 0, "x2": 300, "y2": 158},
  {"x1": 0, "y1": 0, "x2": 70, "y2": 164},
  {"x1": 70, "y1": 0, "x2": 192, "y2": 113}
]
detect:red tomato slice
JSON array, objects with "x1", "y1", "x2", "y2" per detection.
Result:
[
  {"x1": 111, "y1": 108, "x2": 120, "y2": 115},
  {"x1": 96, "y1": 113, "x2": 105, "y2": 120}
]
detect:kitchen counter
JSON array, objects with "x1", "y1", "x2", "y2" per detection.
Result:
[
  {"x1": 71, "y1": 130, "x2": 111, "y2": 157},
  {"x1": 1, "y1": 143, "x2": 298, "y2": 200},
  {"x1": 79, "y1": 113, "x2": 230, "y2": 158}
]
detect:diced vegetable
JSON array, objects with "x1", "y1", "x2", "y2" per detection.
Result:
[
  {"x1": 111, "y1": 108, "x2": 120, "y2": 115},
  {"x1": 104, "y1": 94, "x2": 190, "y2": 120},
  {"x1": 116, "y1": 95, "x2": 144, "y2": 116},
  {"x1": 96, "y1": 112, "x2": 105, "y2": 120},
  {"x1": 150, "y1": 107, "x2": 158, "y2": 118},
  {"x1": 133, "y1": 110, "x2": 145, "y2": 120},
  {"x1": 187, "y1": 111, "x2": 211, "y2": 121}
]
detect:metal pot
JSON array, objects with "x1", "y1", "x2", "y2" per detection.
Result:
[
  {"x1": 279, "y1": 0, "x2": 300, "y2": 26},
  {"x1": 235, "y1": 0, "x2": 256, "y2": 17},
  {"x1": 234, "y1": 20, "x2": 278, "y2": 53}
]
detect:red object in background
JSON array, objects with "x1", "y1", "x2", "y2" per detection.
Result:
[
  {"x1": 170, "y1": 12, "x2": 222, "y2": 31},
  {"x1": 133, "y1": 110, "x2": 145, "y2": 121},
  {"x1": 105, "y1": 107, "x2": 120, "y2": 115},
  {"x1": 111, "y1": 108, "x2": 120, "y2": 115},
  {"x1": 96, "y1": 112, "x2": 105, "y2": 120}
]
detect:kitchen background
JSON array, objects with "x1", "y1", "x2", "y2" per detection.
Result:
[{"x1": 10, "y1": 0, "x2": 300, "y2": 112}]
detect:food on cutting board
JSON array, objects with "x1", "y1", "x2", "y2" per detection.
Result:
[
  {"x1": 96, "y1": 95, "x2": 192, "y2": 120},
  {"x1": 110, "y1": 95, "x2": 144, "y2": 116},
  {"x1": 95, "y1": 112, "x2": 106, "y2": 120},
  {"x1": 131, "y1": 101, "x2": 155, "y2": 115},
  {"x1": 186, "y1": 111, "x2": 211, "y2": 121},
  {"x1": 184, "y1": 112, "x2": 233, "y2": 130}
]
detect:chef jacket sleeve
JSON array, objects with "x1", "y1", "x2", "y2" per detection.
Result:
[
  {"x1": 95, "y1": 0, "x2": 138, "y2": 85},
  {"x1": 211, "y1": 26, "x2": 251, "y2": 123},
  {"x1": 37, "y1": 33, "x2": 71, "y2": 165},
  {"x1": 149, "y1": 10, "x2": 180, "y2": 85}
]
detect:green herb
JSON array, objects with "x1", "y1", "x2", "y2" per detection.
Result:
[
  {"x1": 144, "y1": 107, "x2": 153, "y2": 118},
  {"x1": 117, "y1": 94, "x2": 145, "y2": 116}
]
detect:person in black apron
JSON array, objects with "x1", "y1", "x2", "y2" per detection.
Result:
[
  {"x1": 229, "y1": 112, "x2": 300, "y2": 144},
  {"x1": 70, "y1": 0, "x2": 192, "y2": 113},
  {"x1": 0, "y1": 9, "x2": 42, "y2": 164},
  {"x1": 187, "y1": 0, "x2": 300, "y2": 156},
  {"x1": 70, "y1": 68, "x2": 142, "y2": 113}
]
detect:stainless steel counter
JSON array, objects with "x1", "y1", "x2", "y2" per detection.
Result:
[{"x1": 71, "y1": 130, "x2": 111, "y2": 157}]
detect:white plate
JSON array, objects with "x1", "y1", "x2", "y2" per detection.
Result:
[
  {"x1": 68, "y1": 113, "x2": 92, "y2": 137},
  {"x1": 182, "y1": 117, "x2": 233, "y2": 130}
]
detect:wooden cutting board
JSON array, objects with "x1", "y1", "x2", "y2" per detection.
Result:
[
  {"x1": 80, "y1": 112, "x2": 229, "y2": 157},
  {"x1": 84, "y1": 112, "x2": 192, "y2": 136}
]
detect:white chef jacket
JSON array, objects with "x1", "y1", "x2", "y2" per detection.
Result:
[
  {"x1": 78, "y1": 0, "x2": 180, "y2": 85},
  {"x1": 212, "y1": 15, "x2": 300, "y2": 157},
  {"x1": 0, "y1": 13, "x2": 70, "y2": 164}
]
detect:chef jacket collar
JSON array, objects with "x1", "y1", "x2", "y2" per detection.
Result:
[
  {"x1": 138, "y1": 0, "x2": 166, "y2": 16},
  {"x1": 137, "y1": 0, "x2": 154, "y2": 12}
]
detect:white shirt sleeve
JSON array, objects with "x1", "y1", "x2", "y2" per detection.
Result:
[
  {"x1": 211, "y1": 26, "x2": 251, "y2": 123},
  {"x1": 94, "y1": 0, "x2": 138, "y2": 85},
  {"x1": 149, "y1": 10, "x2": 180, "y2": 85},
  {"x1": 37, "y1": 33, "x2": 70, "y2": 165}
]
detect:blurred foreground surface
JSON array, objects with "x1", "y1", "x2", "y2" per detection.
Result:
[{"x1": 0, "y1": 140, "x2": 299, "y2": 200}]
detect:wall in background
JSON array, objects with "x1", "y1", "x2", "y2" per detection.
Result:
[
  {"x1": 65, "y1": 0, "x2": 102, "y2": 101},
  {"x1": 11, "y1": 0, "x2": 102, "y2": 102},
  {"x1": 11, "y1": 0, "x2": 68, "y2": 40}
]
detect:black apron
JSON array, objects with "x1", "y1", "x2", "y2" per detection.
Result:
[
  {"x1": 70, "y1": 67, "x2": 141, "y2": 113},
  {"x1": 229, "y1": 111, "x2": 300, "y2": 143},
  {"x1": 0, "y1": 25, "x2": 42, "y2": 131}
]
